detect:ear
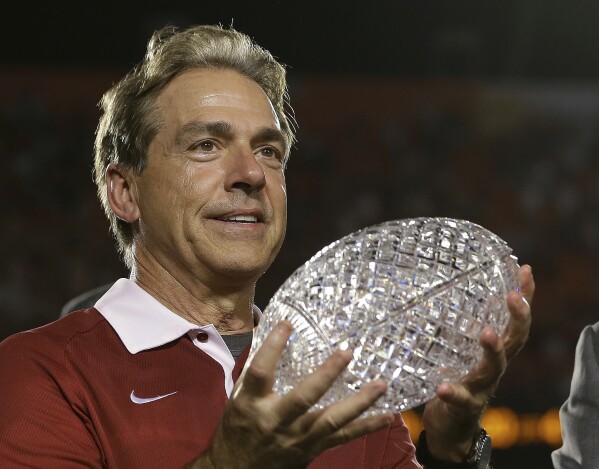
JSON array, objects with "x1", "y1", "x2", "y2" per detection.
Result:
[{"x1": 106, "y1": 163, "x2": 140, "y2": 223}]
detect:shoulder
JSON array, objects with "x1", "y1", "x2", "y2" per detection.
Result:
[
  {"x1": 0, "y1": 310, "x2": 108, "y2": 465},
  {"x1": 575, "y1": 322, "x2": 599, "y2": 364},
  {"x1": 583, "y1": 322, "x2": 599, "y2": 344},
  {"x1": 2, "y1": 308, "x2": 106, "y2": 343},
  {"x1": 0, "y1": 308, "x2": 115, "y2": 411},
  {"x1": 0, "y1": 309, "x2": 108, "y2": 368}
]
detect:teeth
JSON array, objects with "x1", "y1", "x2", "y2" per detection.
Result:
[{"x1": 224, "y1": 215, "x2": 258, "y2": 223}]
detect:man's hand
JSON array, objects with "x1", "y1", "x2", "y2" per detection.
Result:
[
  {"x1": 190, "y1": 321, "x2": 394, "y2": 469},
  {"x1": 421, "y1": 264, "x2": 535, "y2": 462}
]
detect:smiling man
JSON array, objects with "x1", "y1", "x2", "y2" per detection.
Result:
[
  {"x1": 110, "y1": 67, "x2": 288, "y2": 332},
  {"x1": 0, "y1": 25, "x2": 534, "y2": 468}
]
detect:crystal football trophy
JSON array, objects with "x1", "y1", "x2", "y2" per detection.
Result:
[{"x1": 249, "y1": 217, "x2": 520, "y2": 413}]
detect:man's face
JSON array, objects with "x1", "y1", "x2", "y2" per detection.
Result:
[{"x1": 131, "y1": 68, "x2": 287, "y2": 288}]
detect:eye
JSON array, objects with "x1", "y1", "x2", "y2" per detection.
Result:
[
  {"x1": 197, "y1": 140, "x2": 215, "y2": 151},
  {"x1": 258, "y1": 146, "x2": 281, "y2": 160},
  {"x1": 186, "y1": 139, "x2": 220, "y2": 160},
  {"x1": 187, "y1": 140, "x2": 220, "y2": 156}
]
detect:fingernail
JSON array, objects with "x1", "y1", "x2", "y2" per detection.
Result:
[
  {"x1": 273, "y1": 322, "x2": 292, "y2": 340},
  {"x1": 276, "y1": 321, "x2": 292, "y2": 332},
  {"x1": 339, "y1": 350, "x2": 352, "y2": 364},
  {"x1": 374, "y1": 380, "x2": 388, "y2": 396},
  {"x1": 330, "y1": 350, "x2": 351, "y2": 366},
  {"x1": 382, "y1": 413, "x2": 394, "y2": 426}
]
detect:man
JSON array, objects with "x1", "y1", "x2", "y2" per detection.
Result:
[
  {"x1": 0, "y1": 25, "x2": 534, "y2": 468},
  {"x1": 552, "y1": 322, "x2": 599, "y2": 469}
]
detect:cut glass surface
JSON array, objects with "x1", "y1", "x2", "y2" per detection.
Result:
[{"x1": 249, "y1": 218, "x2": 520, "y2": 413}]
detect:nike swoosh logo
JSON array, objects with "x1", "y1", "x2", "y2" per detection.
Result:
[{"x1": 130, "y1": 390, "x2": 178, "y2": 404}]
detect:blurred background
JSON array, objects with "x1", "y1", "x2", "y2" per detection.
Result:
[{"x1": 2, "y1": 1, "x2": 598, "y2": 466}]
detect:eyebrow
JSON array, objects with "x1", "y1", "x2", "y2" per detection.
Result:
[
  {"x1": 173, "y1": 120, "x2": 233, "y2": 147},
  {"x1": 250, "y1": 127, "x2": 288, "y2": 153},
  {"x1": 173, "y1": 120, "x2": 288, "y2": 153}
]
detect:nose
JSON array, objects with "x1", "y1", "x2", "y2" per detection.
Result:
[{"x1": 223, "y1": 144, "x2": 266, "y2": 193}]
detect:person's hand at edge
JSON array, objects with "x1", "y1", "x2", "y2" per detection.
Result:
[
  {"x1": 421, "y1": 264, "x2": 534, "y2": 462},
  {"x1": 187, "y1": 321, "x2": 394, "y2": 469}
]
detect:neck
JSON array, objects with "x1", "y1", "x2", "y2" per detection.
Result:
[{"x1": 130, "y1": 250, "x2": 257, "y2": 335}]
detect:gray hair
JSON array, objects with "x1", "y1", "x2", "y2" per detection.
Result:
[{"x1": 94, "y1": 24, "x2": 295, "y2": 268}]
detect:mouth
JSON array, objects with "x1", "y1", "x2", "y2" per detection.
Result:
[{"x1": 217, "y1": 214, "x2": 260, "y2": 224}]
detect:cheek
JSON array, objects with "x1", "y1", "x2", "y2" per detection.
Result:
[
  {"x1": 268, "y1": 172, "x2": 287, "y2": 207},
  {"x1": 272, "y1": 182, "x2": 287, "y2": 238},
  {"x1": 140, "y1": 170, "x2": 194, "y2": 227},
  {"x1": 279, "y1": 180, "x2": 287, "y2": 199},
  {"x1": 183, "y1": 171, "x2": 221, "y2": 214}
]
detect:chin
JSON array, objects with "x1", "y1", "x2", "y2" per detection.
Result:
[
  {"x1": 212, "y1": 257, "x2": 272, "y2": 281},
  {"x1": 197, "y1": 240, "x2": 283, "y2": 282}
]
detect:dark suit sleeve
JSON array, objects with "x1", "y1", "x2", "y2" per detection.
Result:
[{"x1": 552, "y1": 323, "x2": 599, "y2": 469}]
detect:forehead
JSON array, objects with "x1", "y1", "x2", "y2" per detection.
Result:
[{"x1": 154, "y1": 68, "x2": 279, "y2": 129}]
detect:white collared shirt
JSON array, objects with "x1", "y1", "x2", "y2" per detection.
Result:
[{"x1": 95, "y1": 278, "x2": 260, "y2": 397}]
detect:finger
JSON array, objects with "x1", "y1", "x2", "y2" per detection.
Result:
[
  {"x1": 321, "y1": 412, "x2": 395, "y2": 451},
  {"x1": 518, "y1": 264, "x2": 535, "y2": 304},
  {"x1": 503, "y1": 288, "x2": 532, "y2": 359},
  {"x1": 275, "y1": 349, "x2": 353, "y2": 425},
  {"x1": 305, "y1": 380, "x2": 389, "y2": 440},
  {"x1": 434, "y1": 381, "x2": 486, "y2": 422},
  {"x1": 461, "y1": 326, "x2": 507, "y2": 393},
  {"x1": 495, "y1": 265, "x2": 533, "y2": 361},
  {"x1": 235, "y1": 321, "x2": 293, "y2": 398},
  {"x1": 434, "y1": 332, "x2": 506, "y2": 416}
]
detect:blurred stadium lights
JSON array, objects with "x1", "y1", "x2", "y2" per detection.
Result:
[{"x1": 403, "y1": 406, "x2": 562, "y2": 449}]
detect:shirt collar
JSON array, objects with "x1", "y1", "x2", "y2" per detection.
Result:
[{"x1": 94, "y1": 278, "x2": 262, "y2": 354}]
